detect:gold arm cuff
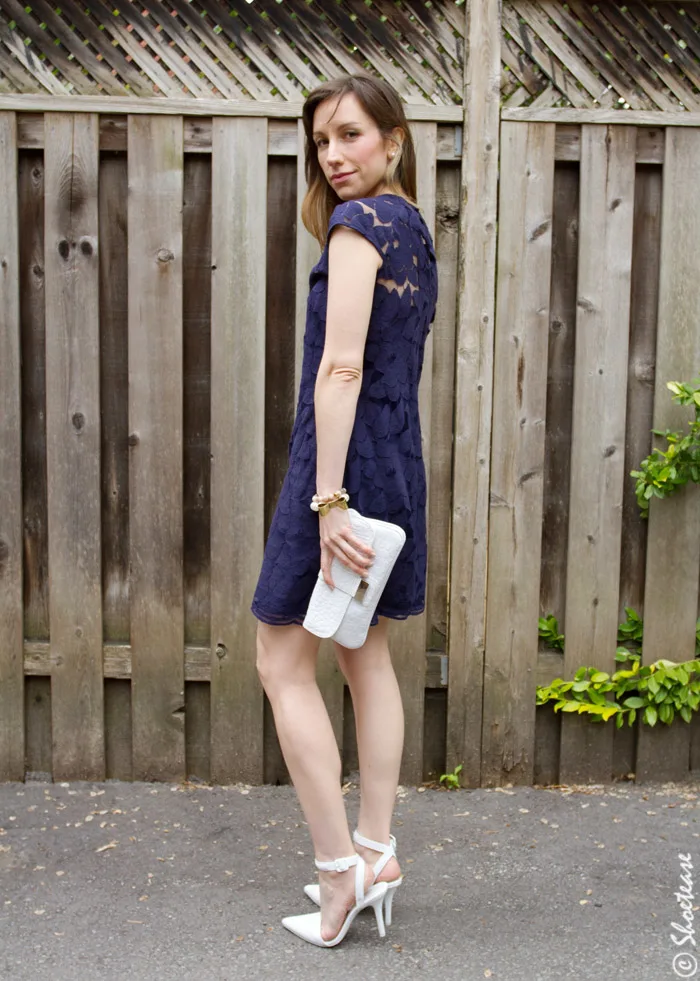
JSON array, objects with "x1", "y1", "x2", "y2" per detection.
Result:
[{"x1": 318, "y1": 498, "x2": 349, "y2": 518}]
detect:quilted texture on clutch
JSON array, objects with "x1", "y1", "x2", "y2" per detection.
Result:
[{"x1": 303, "y1": 509, "x2": 406, "y2": 649}]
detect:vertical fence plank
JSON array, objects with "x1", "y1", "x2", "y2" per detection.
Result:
[
  {"x1": 560, "y1": 125, "x2": 637, "y2": 785},
  {"x1": 483, "y1": 121, "x2": 555, "y2": 786},
  {"x1": 427, "y1": 163, "x2": 459, "y2": 652},
  {"x1": 390, "y1": 121, "x2": 437, "y2": 785},
  {"x1": 448, "y1": 0, "x2": 502, "y2": 787},
  {"x1": 619, "y1": 167, "x2": 662, "y2": 620},
  {"x1": 128, "y1": 114, "x2": 185, "y2": 781},
  {"x1": 636, "y1": 128, "x2": 700, "y2": 783},
  {"x1": 183, "y1": 155, "x2": 212, "y2": 647},
  {"x1": 44, "y1": 112, "x2": 104, "y2": 780},
  {"x1": 20, "y1": 151, "x2": 49, "y2": 643},
  {"x1": 210, "y1": 117, "x2": 267, "y2": 784},
  {"x1": 99, "y1": 154, "x2": 130, "y2": 645},
  {"x1": 540, "y1": 158, "x2": 579, "y2": 629},
  {"x1": 264, "y1": 156, "x2": 299, "y2": 784},
  {"x1": 0, "y1": 112, "x2": 24, "y2": 780}
]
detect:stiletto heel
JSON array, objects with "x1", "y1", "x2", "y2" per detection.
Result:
[
  {"x1": 282, "y1": 853, "x2": 388, "y2": 947},
  {"x1": 303, "y1": 829, "x2": 403, "y2": 925}
]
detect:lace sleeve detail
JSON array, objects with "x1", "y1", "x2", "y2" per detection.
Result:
[{"x1": 326, "y1": 199, "x2": 390, "y2": 265}]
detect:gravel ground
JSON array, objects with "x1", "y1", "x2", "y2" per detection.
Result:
[{"x1": 0, "y1": 776, "x2": 698, "y2": 981}]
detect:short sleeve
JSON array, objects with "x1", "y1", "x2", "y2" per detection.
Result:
[{"x1": 326, "y1": 198, "x2": 389, "y2": 265}]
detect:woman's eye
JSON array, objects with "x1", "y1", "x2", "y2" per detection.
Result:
[{"x1": 345, "y1": 131, "x2": 358, "y2": 138}]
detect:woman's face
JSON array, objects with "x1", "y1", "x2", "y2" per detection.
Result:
[{"x1": 312, "y1": 92, "x2": 397, "y2": 200}]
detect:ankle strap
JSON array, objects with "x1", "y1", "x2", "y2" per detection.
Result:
[
  {"x1": 314, "y1": 853, "x2": 358, "y2": 873},
  {"x1": 353, "y1": 830, "x2": 397, "y2": 854},
  {"x1": 353, "y1": 830, "x2": 396, "y2": 881}
]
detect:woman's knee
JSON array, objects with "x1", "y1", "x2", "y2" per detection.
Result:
[{"x1": 255, "y1": 621, "x2": 318, "y2": 693}]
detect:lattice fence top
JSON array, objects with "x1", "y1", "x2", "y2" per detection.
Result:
[{"x1": 0, "y1": 1, "x2": 698, "y2": 111}]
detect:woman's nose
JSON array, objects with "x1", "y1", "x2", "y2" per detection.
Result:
[{"x1": 326, "y1": 139, "x2": 343, "y2": 163}]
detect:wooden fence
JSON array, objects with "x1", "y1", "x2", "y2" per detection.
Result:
[
  {"x1": 0, "y1": 103, "x2": 464, "y2": 786},
  {"x1": 1, "y1": 1, "x2": 700, "y2": 789}
]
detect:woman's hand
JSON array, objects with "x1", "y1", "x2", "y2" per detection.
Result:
[{"x1": 319, "y1": 508, "x2": 375, "y2": 589}]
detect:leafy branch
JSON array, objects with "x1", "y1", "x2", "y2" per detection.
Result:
[
  {"x1": 536, "y1": 648, "x2": 700, "y2": 728},
  {"x1": 630, "y1": 378, "x2": 700, "y2": 517}
]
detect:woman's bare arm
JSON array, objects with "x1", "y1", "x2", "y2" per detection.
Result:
[
  {"x1": 314, "y1": 223, "x2": 381, "y2": 586},
  {"x1": 314, "y1": 224, "x2": 382, "y2": 497}
]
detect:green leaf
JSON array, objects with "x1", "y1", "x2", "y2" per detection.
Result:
[
  {"x1": 623, "y1": 697, "x2": 645, "y2": 708},
  {"x1": 645, "y1": 706, "x2": 658, "y2": 726},
  {"x1": 590, "y1": 671, "x2": 610, "y2": 683}
]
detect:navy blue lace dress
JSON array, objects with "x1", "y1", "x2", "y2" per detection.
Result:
[{"x1": 251, "y1": 193, "x2": 438, "y2": 628}]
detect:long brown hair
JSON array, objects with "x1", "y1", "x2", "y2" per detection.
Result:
[{"x1": 301, "y1": 73, "x2": 417, "y2": 247}]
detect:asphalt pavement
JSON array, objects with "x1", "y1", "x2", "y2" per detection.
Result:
[{"x1": 0, "y1": 774, "x2": 698, "y2": 981}]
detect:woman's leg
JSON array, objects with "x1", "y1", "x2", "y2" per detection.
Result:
[
  {"x1": 255, "y1": 621, "x2": 374, "y2": 940},
  {"x1": 334, "y1": 618, "x2": 403, "y2": 881}
]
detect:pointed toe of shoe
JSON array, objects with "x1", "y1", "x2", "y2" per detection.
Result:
[{"x1": 281, "y1": 910, "x2": 328, "y2": 946}]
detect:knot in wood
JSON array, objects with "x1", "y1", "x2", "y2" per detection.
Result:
[
  {"x1": 215, "y1": 643, "x2": 228, "y2": 660},
  {"x1": 128, "y1": 432, "x2": 139, "y2": 447},
  {"x1": 79, "y1": 236, "x2": 96, "y2": 257},
  {"x1": 58, "y1": 240, "x2": 71, "y2": 261},
  {"x1": 157, "y1": 248, "x2": 175, "y2": 263},
  {"x1": 71, "y1": 412, "x2": 85, "y2": 432}
]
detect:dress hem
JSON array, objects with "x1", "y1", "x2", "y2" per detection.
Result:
[{"x1": 251, "y1": 602, "x2": 425, "y2": 628}]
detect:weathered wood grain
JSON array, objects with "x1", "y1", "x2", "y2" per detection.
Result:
[
  {"x1": 540, "y1": 162, "x2": 579, "y2": 628},
  {"x1": 182, "y1": 156, "x2": 212, "y2": 646},
  {"x1": 567, "y1": 1, "x2": 679, "y2": 112},
  {"x1": 390, "y1": 121, "x2": 437, "y2": 785},
  {"x1": 0, "y1": 112, "x2": 23, "y2": 780},
  {"x1": 501, "y1": 4, "x2": 591, "y2": 108},
  {"x1": 427, "y1": 164, "x2": 460, "y2": 649},
  {"x1": 15, "y1": 114, "x2": 463, "y2": 160},
  {"x1": 44, "y1": 112, "x2": 104, "y2": 780},
  {"x1": 0, "y1": 95, "x2": 465, "y2": 123},
  {"x1": 511, "y1": 1, "x2": 615, "y2": 107},
  {"x1": 18, "y1": 152, "x2": 48, "y2": 641},
  {"x1": 544, "y1": 3, "x2": 653, "y2": 110},
  {"x1": 637, "y1": 128, "x2": 700, "y2": 781},
  {"x1": 503, "y1": 110, "x2": 699, "y2": 125},
  {"x1": 127, "y1": 114, "x2": 186, "y2": 781},
  {"x1": 209, "y1": 117, "x2": 267, "y2": 784},
  {"x1": 483, "y1": 120, "x2": 555, "y2": 786},
  {"x1": 447, "y1": 0, "x2": 501, "y2": 788},
  {"x1": 620, "y1": 167, "x2": 662, "y2": 619},
  {"x1": 560, "y1": 125, "x2": 637, "y2": 785},
  {"x1": 98, "y1": 154, "x2": 129, "y2": 644}
]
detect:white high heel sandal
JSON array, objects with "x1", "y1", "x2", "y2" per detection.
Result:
[
  {"x1": 282, "y1": 852, "x2": 388, "y2": 948},
  {"x1": 303, "y1": 830, "x2": 404, "y2": 926}
]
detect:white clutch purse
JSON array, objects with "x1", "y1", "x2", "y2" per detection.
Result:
[{"x1": 303, "y1": 508, "x2": 406, "y2": 649}]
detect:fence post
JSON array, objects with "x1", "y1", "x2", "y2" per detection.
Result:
[
  {"x1": 447, "y1": 0, "x2": 502, "y2": 787},
  {"x1": 0, "y1": 112, "x2": 23, "y2": 781}
]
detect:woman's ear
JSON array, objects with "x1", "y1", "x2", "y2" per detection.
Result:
[{"x1": 390, "y1": 126, "x2": 404, "y2": 153}]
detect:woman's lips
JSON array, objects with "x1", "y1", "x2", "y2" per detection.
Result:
[{"x1": 331, "y1": 172, "x2": 353, "y2": 184}]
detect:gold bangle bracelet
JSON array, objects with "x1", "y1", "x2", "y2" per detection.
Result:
[{"x1": 318, "y1": 498, "x2": 349, "y2": 518}]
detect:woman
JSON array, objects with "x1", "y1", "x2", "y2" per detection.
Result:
[{"x1": 251, "y1": 72, "x2": 438, "y2": 947}]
